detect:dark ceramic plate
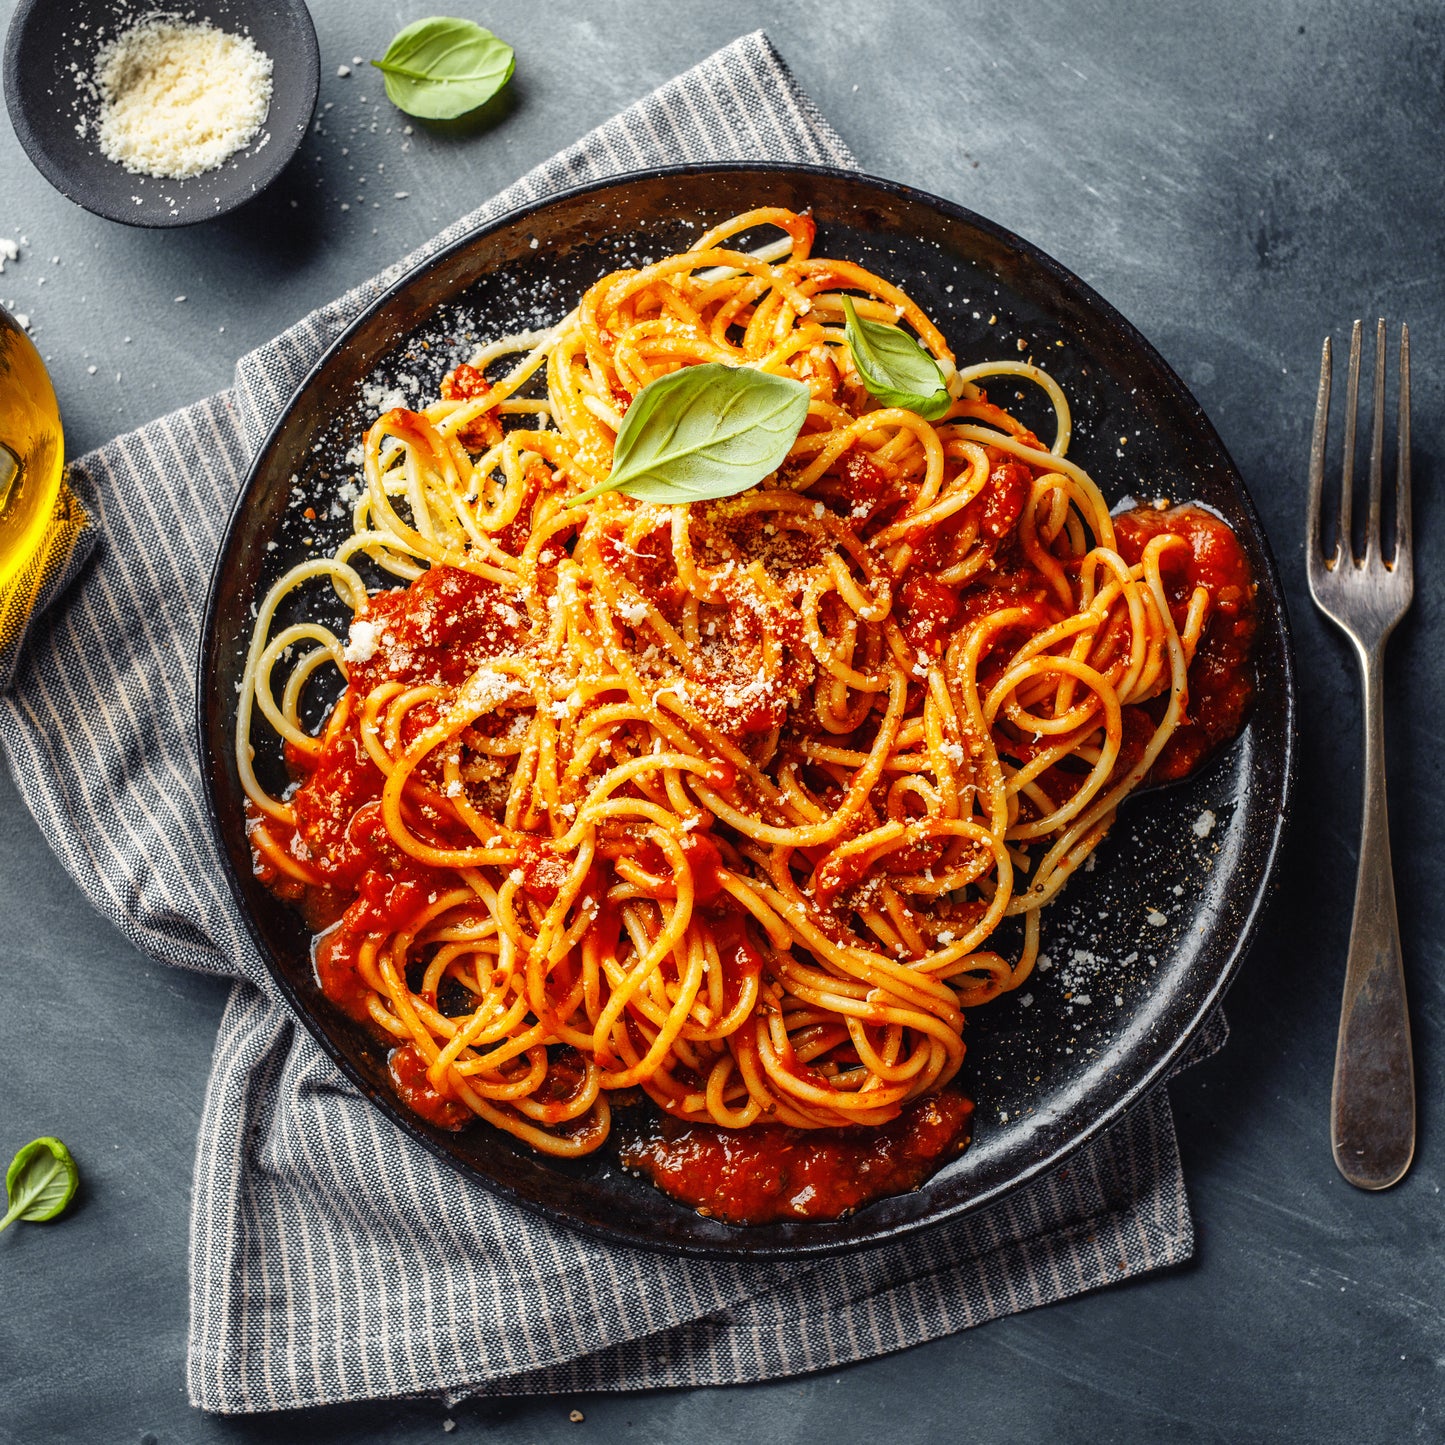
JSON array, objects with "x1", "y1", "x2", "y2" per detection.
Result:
[
  {"x1": 3, "y1": 0, "x2": 317, "y2": 227},
  {"x1": 198, "y1": 164, "x2": 1295, "y2": 1258}
]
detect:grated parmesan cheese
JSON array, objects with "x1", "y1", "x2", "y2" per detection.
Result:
[
  {"x1": 462, "y1": 666, "x2": 524, "y2": 710},
  {"x1": 362, "y1": 382, "x2": 408, "y2": 413},
  {"x1": 94, "y1": 18, "x2": 273, "y2": 179}
]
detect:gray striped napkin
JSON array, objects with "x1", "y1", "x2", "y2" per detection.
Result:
[{"x1": 1, "y1": 32, "x2": 1219, "y2": 1415}]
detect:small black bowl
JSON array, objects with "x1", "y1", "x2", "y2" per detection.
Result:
[{"x1": 3, "y1": 0, "x2": 318, "y2": 227}]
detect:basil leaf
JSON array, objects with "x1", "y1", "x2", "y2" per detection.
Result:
[
  {"x1": 370, "y1": 18, "x2": 515, "y2": 121},
  {"x1": 842, "y1": 296, "x2": 952, "y2": 420},
  {"x1": 572, "y1": 363, "x2": 810, "y2": 506},
  {"x1": 1, "y1": 1137, "x2": 78, "y2": 1232}
]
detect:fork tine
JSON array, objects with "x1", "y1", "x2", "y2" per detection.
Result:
[
  {"x1": 1366, "y1": 318, "x2": 1387, "y2": 561},
  {"x1": 1340, "y1": 319, "x2": 1362, "y2": 564},
  {"x1": 1396, "y1": 323, "x2": 1411, "y2": 567},
  {"x1": 1308, "y1": 335, "x2": 1332, "y2": 563}
]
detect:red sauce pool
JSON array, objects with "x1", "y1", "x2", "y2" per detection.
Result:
[{"x1": 619, "y1": 1091, "x2": 974, "y2": 1224}]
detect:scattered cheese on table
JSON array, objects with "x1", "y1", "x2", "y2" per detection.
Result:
[{"x1": 94, "y1": 18, "x2": 274, "y2": 179}]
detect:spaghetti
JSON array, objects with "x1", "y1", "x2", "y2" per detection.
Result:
[{"x1": 241, "y1": 209, "x2": 1255, "y2": 1222}]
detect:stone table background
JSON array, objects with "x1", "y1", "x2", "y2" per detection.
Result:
[{"x1": 2, "y1": 0, "x2": 1441, "y2": 1440}]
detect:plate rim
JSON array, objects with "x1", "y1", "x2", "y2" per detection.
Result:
[{"x1": 196, "y1": 159, "x2": 1298, "y2": 1258}]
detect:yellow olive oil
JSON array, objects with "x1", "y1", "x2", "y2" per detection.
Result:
[{"x1": 0, "y1": 306, "x2": 64, "y2": 591}]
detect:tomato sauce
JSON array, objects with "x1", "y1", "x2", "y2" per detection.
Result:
[
  {"x1": 312, "y1": 925, "x2": 374, "y2": 1025},
  {"x1": 388, "y1": 1042, "x2": 471, "y2": 1130},
  {"x1": 1111, "y1": 503, "x2": 1257, "y2": 783},
  {"x1": 255, "y1": 565, "x2": 536, "y2": 1028},
  {"x1": 708, "y1": 903, "x2": 763, "y2": 1012},
  {"x1": 966, "y1": 457, "x2": 1032, "y2": 541},
  {"x1": 899, "y1": 573, "x2": 961, "y2": 651},
  {"x1": 439, "y1": 363, "x2": 502, "y2": 450},
  {"x1": 514, "y1": 838, "x2": 576, "y2": 905},
  {"x1": 619, "y1": 1090, "x2": 974, "y2": 1224},
  {"x1": 833, "y1": 450, "x2": 895, "y2": 522},
  {"x1": 344, "y1": 563, "x2": 530, "y2": 697}
]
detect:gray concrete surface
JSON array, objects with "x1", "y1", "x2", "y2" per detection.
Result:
[{"x1": 2, "y1": 0, "x2": 1442, "y2": 1440}]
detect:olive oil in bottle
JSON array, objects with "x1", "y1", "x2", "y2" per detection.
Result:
[{"x1": 0, "y1": 305, "x2": 64, "y2": 591}]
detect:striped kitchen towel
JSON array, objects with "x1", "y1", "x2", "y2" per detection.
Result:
[{"x1": 0, "y1": 32, "x2": 1221, "y2": 1415}]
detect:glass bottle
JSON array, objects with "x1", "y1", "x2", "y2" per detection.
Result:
[{"x1": 0, "y1": 305, "x2": 64, "y2": 592}]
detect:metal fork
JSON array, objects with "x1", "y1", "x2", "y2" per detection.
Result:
[{"x1": 1306, "y1": 318, "x2": 1414, "y2": 1190}]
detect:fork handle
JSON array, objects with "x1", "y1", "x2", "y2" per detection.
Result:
[{"x1": 1331, "y1": 643, "x2": 1415, "y2": 1189}]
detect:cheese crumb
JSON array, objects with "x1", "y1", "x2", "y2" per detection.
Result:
[
  {"x1": 95, "y1": 18, "x2": 274, "y2": 179},
  {"x1": 1146, "y1": 910, "x2": 1168, "y2": 927},
  {"x1": 463, "y1": 666, "x2": 524, "y2": 710},
  {"x1": 343, "y1": 618, "x2": 379, "y2": 663},
  {"x1": 1192, "y1": 808, "x2": 1216, "y2": 838}
]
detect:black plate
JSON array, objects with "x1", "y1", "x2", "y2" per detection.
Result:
[
  {"x1": 198, "y1": 163, "x2": 1295, "y2": 1257},
  {"x1": 4, "y1": 0, "x2": 317, "y2": 227}
]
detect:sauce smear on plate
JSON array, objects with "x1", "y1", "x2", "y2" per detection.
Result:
[{"x1": 620, "y1": 1092, "x2": 974, "y2": 1224}]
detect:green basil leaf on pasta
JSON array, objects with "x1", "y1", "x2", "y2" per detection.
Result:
[
  {"x1": 842, "y1": 296, "x2": 952, "y2": 420},
  {"x1": 370, "y1": 18, "x2": 515, "y2": 121},
  {"x1": 572, "y1": 363, "x2": 811, "y2": 506},
  {"x1": 1, "y1": 1137, "x2": 78, "y2": 1232}
]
